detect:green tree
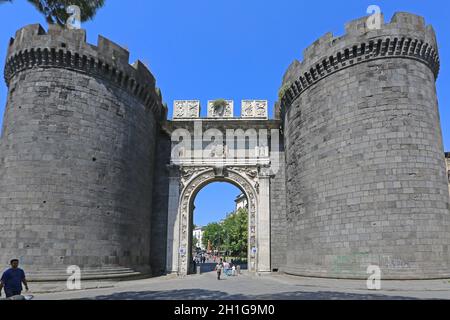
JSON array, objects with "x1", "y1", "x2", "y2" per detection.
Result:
[
  {"x1": 2, "y1": 0, "x2": 105, "y2": 26},
  {"x1": 222, "y1": 208, "x2": 248, "y2": 257},
  {"x1": 202, "y1": 208, "x2": 248, "y2": 257},
  {"x1": 202, "y1": 222, "x2": 224, "y2": 251}
]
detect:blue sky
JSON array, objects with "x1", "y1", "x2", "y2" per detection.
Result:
[
  {"x1": 194, "y1": 182, "x2": 241, "y2": 227},
  {"x1": 0, "y1": 0, "x2": 449, "y2": 225}
]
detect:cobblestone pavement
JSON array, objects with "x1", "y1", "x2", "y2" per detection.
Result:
[{"x1": 30, "y1": 268, "x2": 450, "y2": 300}]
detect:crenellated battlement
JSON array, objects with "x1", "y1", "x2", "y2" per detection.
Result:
[
  {"x1": 4, "y1": 24, "x2": 166, "y2": 119},
  {"x1": 280, "y1": 12, "x2": 440, "y2": 109}
]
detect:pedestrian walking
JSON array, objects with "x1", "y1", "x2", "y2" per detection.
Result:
[
  {"x1": 215, "y1": 259, "x2": 224, "y2": 280},
  {"x1": 0, "y1": 259, "x2": 29, "y2": 298}
]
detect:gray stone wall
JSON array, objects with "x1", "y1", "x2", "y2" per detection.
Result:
[
  {"x1": 280, "y1": 13, "x2": 450, "y2": 279},
  {"x1": 150, "y1": 129, "x2": 171, "y2": 276},
  {"x1": 0, "y1": 24, "x2": 165, "y2": 277},
  {"x1": 270, "y1": 139, "x2": 287, "y2": 271},
  {"x1": 446, "y1": 153, "x2": 450, "y2": 198},
  {"x1": 270, "y1": 104, "x2": 287, "y2": 272}
]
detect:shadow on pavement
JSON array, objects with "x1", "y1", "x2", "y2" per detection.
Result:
[{"x1": 80, "y1": 289, "x2": 420, "y2": 300}]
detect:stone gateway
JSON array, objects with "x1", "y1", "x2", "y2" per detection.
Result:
[{"x1": 0, "y1": 12, "x2": 449, "y2": 280}]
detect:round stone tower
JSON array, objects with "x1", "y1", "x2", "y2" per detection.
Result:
[
  {"x1": 280, "y1": 12, "x2": 450, "y2": 279},
  {"x1": 0, "y1": 24, "x2": 166, "y2": 279}
]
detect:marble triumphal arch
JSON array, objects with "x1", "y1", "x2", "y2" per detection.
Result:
[{"x1": 164, "y1": 100, "x2": 281, "y2": 275}]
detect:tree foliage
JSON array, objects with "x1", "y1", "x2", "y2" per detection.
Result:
[
  {"x1": 201, "y1": 208, "x2": 248, "y2": 257},
  {"x1": 278, "y1": 81, "x2": 292, "y2": 100},
  {"x1": 222, "y1": 208, "x2": 248, "y2": 256},
  {"x1": 212, "y1": 99, "x2": 227, "y2": 109},
  {"x1": 2, "y1": 0, "x2": 105, "y2": 26},
  {"x1": 202, "y1": 222, "x2": 223, "y2": 251}
]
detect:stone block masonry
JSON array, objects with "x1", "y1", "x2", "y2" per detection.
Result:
[
  {"x1": 280, "y1": 12, "x2": 450, "y2": 279},
  {"x1": 150, "y1": 129, "x2": 171, "y2": 276},
  {"x1": 270, "y1": 141, "x2": 287, "y2": 271},
  {"x1": 0, "y1": 24, "x2": 166, "y2": 279},
  {"x1": 446, "y1": 153, "x2": 450, "y2": 198}
]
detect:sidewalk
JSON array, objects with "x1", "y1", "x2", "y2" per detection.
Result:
[
  {"x1": 267, "y1": 273, "x2": 450, "y2": 292},
  {"x1": 26, "y1": 273, "x2": 179, "y2": 294},
  {"x1": 25, "y1": 271, "x2": 450, "y2": 300}
]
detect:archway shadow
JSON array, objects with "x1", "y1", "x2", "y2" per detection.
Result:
[{"x1": 79, "y1": 289, "x2": 422, "y2": 300}]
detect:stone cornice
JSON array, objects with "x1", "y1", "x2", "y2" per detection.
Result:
[{"x1": 162, "y1": 119, "x2": 282, "y2": 133}]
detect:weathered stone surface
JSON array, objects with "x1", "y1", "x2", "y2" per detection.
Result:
[
  {"x1": 150, "y1": 129, "x2": 171, "y2": 276},
  {"x1": 446, "y1": 153, "x2": 450, "y2": 198},
  {"x1": 281, "y1": 12, "x2": 450, "y2": 279},
  {"x1": 241, "y1": 100, "x2": 268, "y2": 119},
  {"x1": 173, "y1": 100, "x2": 200, "y2": 119},
  {"x1": 0, "y1": 24, "x2": 164, "y2": 277},
  {"x1": 270, "y1": 146, "x2": 287, "y2": 271}
]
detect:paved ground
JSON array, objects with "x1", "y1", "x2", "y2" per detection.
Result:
[{"x1": 28, "y1": 266, "x2": 450, "y2": 300}]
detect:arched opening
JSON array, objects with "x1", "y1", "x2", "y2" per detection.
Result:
[
  {"x1": 172, "y1": 166, "x2": 264, "y2": 276},
  {"x1": 188, "y1": 181, "x2": 249, "y2": 275}
]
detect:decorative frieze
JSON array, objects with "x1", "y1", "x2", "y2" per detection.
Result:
[
  {"x1": 173, "y1": 99, "x2": 271, "y2": 120},
  {"x1": 241, "y1": 100, "x2": 268, "y2": 119},
  {"x1": 173, "y1": 100, "x2": 200, "y2": 119}
]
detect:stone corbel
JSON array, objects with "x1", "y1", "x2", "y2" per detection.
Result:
[{"x1": 213, "y1": 165, "x2": 225, "y2": 178}]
